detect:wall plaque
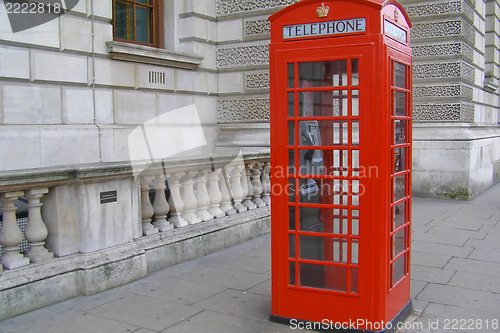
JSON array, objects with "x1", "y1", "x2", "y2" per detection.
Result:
[{"x1": 100, "y1": 190, "x2": 117, "y2": 204}]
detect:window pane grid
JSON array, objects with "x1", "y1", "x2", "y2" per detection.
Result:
[
  {"x1": 114, "y1": 0, "x2": 156, "y2": 45},
  {"x1": 389, "y1": 60, "x2": 410, "y2": 289}
]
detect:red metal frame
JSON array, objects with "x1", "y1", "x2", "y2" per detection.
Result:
[{"x1": 270, "y1": 0, "x2": 412, "y2": 329}]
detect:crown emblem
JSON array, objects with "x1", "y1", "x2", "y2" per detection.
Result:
[{"x1": 316, "y1": 2, "x2": 329, "y2": 18}]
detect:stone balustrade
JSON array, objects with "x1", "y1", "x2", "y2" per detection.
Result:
[{"x1": 0, "y1": 153, "x2": 271, "y2": 277}]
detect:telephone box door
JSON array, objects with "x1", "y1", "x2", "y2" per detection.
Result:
[{"x1": 272, "y1": 45, "x2": 373, "y2": 322}]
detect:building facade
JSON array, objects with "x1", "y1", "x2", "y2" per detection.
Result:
[{"x1": 0, "y1": 0, "x2": 500, "y2": 321}]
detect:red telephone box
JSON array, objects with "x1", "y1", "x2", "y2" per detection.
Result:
[{"x1": 269, "y1": 0, "x2": 412, "y2": 330}]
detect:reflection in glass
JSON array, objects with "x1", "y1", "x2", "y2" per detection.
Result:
[
  {"x1": 394, "y1": 120, "x2": 406, "y2": 145},
  {"x1": 115, "y1": 1, "x2": 134, "y2": 41},
  {"x1": 352, "y1": 150, "x2": 360, "y2": 176},
  {"x1": 299, "y1": 60, "x2": 348, "y2": 87},
  {"x1": 300, "y1": 264, "x2": 347, "y2": 292},
  {"x1": 299, "y1": 207, "x2": 325, "y2": 232},
  {"x1": 288, "y1": 63, "x2": 294, "y2": 88},
  {"x1": 352, "y1": 121, "x2": 359, "y2": 145},
  {"x1": 393, "y1": 147, "x2": 407, "y2": 174},
  {"x1": 394, "y1": 91, "x2": 407, "y2": 117},
  {"x1": 333, "y1": 121, "x2": 349, "y2": 145},
  {"x1": 298, "y1": 91, "x2": 349, "y2": 117},
  {"x1": 351, "y1": 240, "x2": 359, "y2": 264},
  {"x1": 352, "y1": 90, "x2": 359, "y2": 116},
  {"x1": 351, "y1": 59, "x2": 359, "y2": 86},
  {"x1": 333, "y1": 90, "x2": 348, "y2": 116},
  {"x1": 289, "y1": 178, "x2": 295, "y2": 203},
  {"x1": 394, "y1": 62, "x2": 407, "y2": 89},
  {"x1": 393, "y1": 174, "x2": 406, "y2": 202},
  {"x1": 392, "y1": 254, "x2": 406, "y2": 286},
  {"x1": 352, "y1": 218, "x2": 359, "y2": 236},
  {"x1": 393, "y1": 228, "x2": 406, "y2": 259},
  {"x1": 332, "y1": 149, "x2": 349, "y2": 177},
  {"x1": 393, "y1": 201, "x2": 406, "y2": 230},
  {"x1": 288, "y1": 92, "x2": 295, "y2": 117},
  {"x1": 136, "y1": 6, "x2": 153, "y2": 44}
]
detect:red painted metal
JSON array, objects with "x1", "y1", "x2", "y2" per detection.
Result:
[{"x1": 269, "y1": 0, "x2": 412, "y2": 329}]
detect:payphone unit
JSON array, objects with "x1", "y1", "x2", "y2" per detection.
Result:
[{"x1": 270, "y1": 0, "x2": 413, "y2": 330}]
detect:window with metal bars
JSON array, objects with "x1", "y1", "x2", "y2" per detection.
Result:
[{"x1": 113, "y1": 0, "x2": 163, "y2": 47}]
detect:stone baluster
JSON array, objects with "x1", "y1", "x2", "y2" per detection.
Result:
[
  {"x1": 251, "y1": 163, "x2": 266, "y2": 208},
  {"x1": 166, "y1": 173, "x2": 188, "y2": 228},
  {"x1": 181, "y1": 171, "x2": 201, "y2": 224},
  {"x1": 24, "y1": 188, "x2": 54, "y2": 263},
  {"x1": 207, "y1": 168, "x2": 225, "y2": 219},
  {"x1": 230, "y1": 164, "x2": 247, "y2": 213},
  {"x1": 242, "y1": 163, "x2": 257, "y2": 210},
  {"x1": 219, "y1": 166, "x2": 237, "y2": 216},
  {"x1": 0, "y1": 192, "x2": 30, "y2": 269},
  {"x1": 152, "y1": 174, "x2": 174, "y2": 232},
  {"x1": 195, "y1": 169, "x2": 214, "y2": 222},
  {"x1": 261, "y1": 162, "x2": 271, "y2": 206},
  {"x1": 141, "y1": 176, "x2": 159, "y2": 236}
]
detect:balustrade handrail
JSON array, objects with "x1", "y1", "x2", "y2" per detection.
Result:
[{"x1": 0, "y1": 152, "x2": 271, "y2": 191}]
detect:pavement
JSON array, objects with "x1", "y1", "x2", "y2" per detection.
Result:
[{"x1": 0, "y1": 183, "x2": 500, "y2": 333}]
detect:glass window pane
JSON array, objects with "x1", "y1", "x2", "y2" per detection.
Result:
[
  {"x1": 288, "y1": 178, "x2": 295, "y2": 204},
  {"x1": 289, "y1": 261, "x2": 296, "y2": 285},
  {"x1": 136, "y1": 6, "x2": 153, "y2": 44},
  {"x1": 298, "y1": 91, "x2": 348, "y2": 117},
  {"x1": 115, "y1": 1, "x2": 134, "y2": 40},
  {"x1": 394, "y1": 62, "x2": 407, "y2": 89},
  {"x1": 136, "y1": 0, "x2": 153, "y2": 4},
  {"x1": 351, "y1": 267, "x2": 358, "y2": 293},
  {"x1": 288, "y1": 63, "x2": 294, "y2": 88},
  {"x1": 352, "y1": 90, "x2": 359, "y2": 116},
  {"x1": 299, "y1": 207, "x2": 352, "y2": 233},
  {"x1": 393, "y1": 147, "x2": 407, "y2": 174},
  {"x1": 393, "y1": 174, "x2": 407, "y2": 202},
  {"x1": 289, "y1": 234, "x2": 295, "y2": 257},
  {"x1": 392, "y1": 254, "x2": 406, "y2": 286},
  {"x1": 351, "y1": 239, "x2": 359, "y2": 264},
  {"x1": 289, "y1": 206, "x2": 295, "y2": 229},
  {"x1": 393, "y1": 201, "x2": 407, "y2": 230},
  {"x1": 393, "y1": 228, "x2": 406, "y2": 259},
  {"x1": 394, "y1": 91, "x2": 407, "y2": 117},
  {"x1": 352, "y1": 150, "x2": 360, "y2": 177},
  {"x1": 298, "y1": 178, "x2": 325, "y2": 204},
  {"x1": 288, "y1": 92, "x2": 295, "y2": 117},
  {"x1": 394, "y1": 120, "x2": 407, "y2": 145},
  {"x1": 288, "y1": 150, "x2": 295, "y2": 175},
  {"x1": 297, "y1": 149, "x2": 326, "y2": 176},
  {"x1": 351, "y1": 59, "x2": 359, "y2": 86},
  {"x1": 299, "y1": 60, "x2": 348, "y2": 88},
  {"x1": 352, "y1": 121, "x2": 359, "y2": 146},
  {"x1": 288, "y1": 121, "x2": 295, "y2": 146},
  {"x1": 300, "y1": 235, "x2": 343, "y2": 262},
  {"x1": 300, "y1": 263, "x2": 347, "y2": 292}
]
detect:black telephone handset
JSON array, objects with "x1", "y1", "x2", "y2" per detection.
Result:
[{"x1": 301, "y1": 130, "x2": 315, "y2": 161}]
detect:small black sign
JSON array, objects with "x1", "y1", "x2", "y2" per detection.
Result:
[{"x1": 100, "y1": 190, "x2": 117, "y2": 204}]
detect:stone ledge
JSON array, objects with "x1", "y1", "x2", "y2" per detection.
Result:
[{"x1": 106, "y1": 41, "x2": 203, "y2": 70}]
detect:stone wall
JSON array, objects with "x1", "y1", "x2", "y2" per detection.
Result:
[
  {"x1": 0, "y1": 0, "x2": 220, "y2": 172},
  {"x1": 400, "y1": 0, "x2": 500, "y2": 198}
]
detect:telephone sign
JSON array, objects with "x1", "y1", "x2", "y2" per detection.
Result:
[{"x1": 269, "y1": 0, "x2": 413, "y2": 331}]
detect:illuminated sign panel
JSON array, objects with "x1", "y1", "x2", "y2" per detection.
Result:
[
  {"x1": 283, "y1": 18, "x2": 366, "y2": 39},
  {"x1": 384, "y1": 20, "x2": 407, "y2": 43}
]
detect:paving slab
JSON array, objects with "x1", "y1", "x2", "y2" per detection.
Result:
[
  {"x1": 162, "y1": 310, "x2": 271, "y2": 333},
  {"x1": 445, "y1": 257, "x2": 500, "y2": 277},
  {"x1": 416, "y1": 283, "x2": 500, "y2": 314},
  {"x1": 410, "y1": 265, "x2": 455, "y2": 284},
  {"x1": 448, "y1": 270, "x2": 500, "y2": 294},
  {"x1": 0, "y1": 304, "x2": 140, "y2": 333},
  {"x1": 194, "y1": 289, "x2": 271, "y2": 322},
  {"x1": 86, "y1": 294, "x2": 203, "y2": 331}
]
